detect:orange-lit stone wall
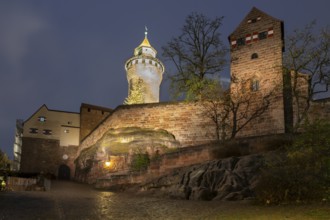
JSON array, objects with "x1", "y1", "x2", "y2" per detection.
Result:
[{"x1": 77, "y1": 102, "x2": 216, "y2": 156}]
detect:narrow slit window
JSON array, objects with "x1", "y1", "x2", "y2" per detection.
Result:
[{"x1": 251, "y1": 79, "x2": 260, "y2": 91}]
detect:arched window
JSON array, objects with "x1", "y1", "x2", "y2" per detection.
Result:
[{"x1": 251, "y1": 53, "x2": 259, "y2": 59}]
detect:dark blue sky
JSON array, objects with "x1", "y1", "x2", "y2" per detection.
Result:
[{"x1": 1, "y1": 0, "x2": 330, "y2": 158}]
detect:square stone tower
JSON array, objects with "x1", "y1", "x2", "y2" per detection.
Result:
[{"x1": 228, "y1": 7, "x2": 285, "y2": 137}]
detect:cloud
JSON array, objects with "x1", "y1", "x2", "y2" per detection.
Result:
[{"x1": 0, "y1": 7, "x2": 47, "y2": 73}]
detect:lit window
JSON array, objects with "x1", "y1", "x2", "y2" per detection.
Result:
[
  {"x1": 251, "y1": 79, "x2": 260, "y2": 91},
  {"x1": 29, "y1": 128, "x2": 38, "y2": 134},
  {"x1": 258, "y1": 31, "x2": 267, "y2": 40},
  {"x1": 64, "y1": 129, "x2": 69, "y2": 133},
  {"x1": 38, "y1": 116, "x2": 46, "y2": 122},
  {"x1": 43, "y1": 129, "x2": 52, "y2": 135},
  {"x1": 251, "y1": 53, "x2": 259, "y2": 59}
]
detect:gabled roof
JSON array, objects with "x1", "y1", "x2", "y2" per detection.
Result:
[
  {"x1": 229, "y1": 7, "x2": 283, "y2": 38},
  {"x1": 24, "y1": 104, "x2": 79, "y2": 124}
]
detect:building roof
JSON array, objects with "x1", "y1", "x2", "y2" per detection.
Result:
[
  {"x1": 24, "y1": 104, "x2": 79, "y2": 124},
  {"x1": 138, "y1": 36, "x2": 151, "y2": 48},
  {"x1": 228, "y1": 7, "x2": 283, "y2": 38},
  {"x1": 80, "y1": 103, "x2": 113, "y2": 112}
]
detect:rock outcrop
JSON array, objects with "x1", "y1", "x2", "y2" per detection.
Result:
[
  {"x1": 74, "y1": 127, "x2": 180, "y2": 183},
  {"x1": 139, "y1": 154, "x2": 264, "y2": 201}
]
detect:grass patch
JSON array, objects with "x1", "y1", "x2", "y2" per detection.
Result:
[{"x1": 210, "y1": 202, "x2": 330, "y2": 220}]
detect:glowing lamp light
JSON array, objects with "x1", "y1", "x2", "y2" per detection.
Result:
[{"x1": 105, "y1": 161, "x2": 111, "y2": 167}]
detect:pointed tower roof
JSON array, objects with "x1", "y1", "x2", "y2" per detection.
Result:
[
  {"x1": 229, "y1": 7, "x2": 283, "y2": 38},
  {"x1": 139, "y1": 34, "x2": 151, "y2": 47},
  {"x1": 134, "y1": 27, "x2": 157, "y2": 57}
]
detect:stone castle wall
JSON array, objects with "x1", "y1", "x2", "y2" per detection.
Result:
[
  {"x1": 309, "y1": 99, "x2": 330, "y2": 121},
  {"x1": 78, "y1": 102, "x2": 216, "y2": 155},
  {"x1": 80, "y1": 104, "x2": 112, "y2": 142},
  {"x1": 20, "y1": 137, "x2": 78, "y2": 179},
  {"x1": 77, "y1": 100, "x2": 289, "y2": 159},
  {"x1": 20, "y1": 137, "x2": 60, "y2": 174}
]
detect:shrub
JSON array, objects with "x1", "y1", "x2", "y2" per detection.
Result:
[
  {"x1": 130, "y1": 152, "x2": 150, "y2": 172},
  {"x1": 255, "y1": 120, "x2": 330, "y2": 204}
]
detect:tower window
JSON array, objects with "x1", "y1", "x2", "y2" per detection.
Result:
[
  {"x1": 251, "y1": 53, "x2": 259, "y2": 59},
  {"x1": 142, "y1": 59, "x2": 145, "y2": 64},
  {"x1": 237, "y1": 37, "x2": 245, "y2": 46},
  {"x1": 29, "y1": 128, "x2": 38, "y2": 134},
  {"x1": 87, "y1": 108, "x2": 91, "y2": 112},
  {"x1": 251, "y1": 79, "x2": 260, "y2": 91},
  {"x1": 258, "y1": 31, "x2": 267, "y2": 40}
]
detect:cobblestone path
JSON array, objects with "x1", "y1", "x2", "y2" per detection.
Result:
[{"x1": 0, "y1": 181, "x2": 228, "y2": 220}]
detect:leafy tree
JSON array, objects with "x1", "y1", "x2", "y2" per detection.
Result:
[
  {"x1": 162, "y1": 12, "x2": 227, "y2": 100},
  {"x1": 124, "y1": 78, "x2": 144, "y2": 104},
  {"x1": 0, "y1": 149, "x2": 10, "y2": 170},
  {"x1": 284, "y1": 22, "x2": 330, "y2": 131}
]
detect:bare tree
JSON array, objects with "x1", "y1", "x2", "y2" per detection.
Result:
[
  {"x1": 227, "y1": 75, "x2": 275, "y2": 139},
  {"x1": 162, "y1": 12, "x2": 227, "y2": 100},
  {"x1": 202, "y1": 75, "x2": 276, "y2": 140},
  {"x1": 201, "y1": 80, "x2": 230, "y2": 141},
  {"x1": 284, "y1": 22, "x2": 330, "y2": 131}
]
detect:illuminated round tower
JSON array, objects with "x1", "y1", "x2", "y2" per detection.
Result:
[{"x1": 124, "y1": 28, "x2": 165, "y2": 104}]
